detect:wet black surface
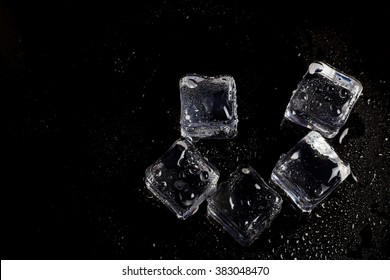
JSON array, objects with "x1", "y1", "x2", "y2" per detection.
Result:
[{"x1": 2, "y1": 2, "x2": 389, "y2": 259}]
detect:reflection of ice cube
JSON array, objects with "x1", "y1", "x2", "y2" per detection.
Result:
[
  {"x1": 145, "y1": 138, "x2": 219, "y2": 219},
  {"x1": 207, "y1": 165, "x2": 282, "y2": 246},
  {"x1": 180, "y1": 74, "x2": 238, "y2": 140},
  {"x1": 284, "y1": 62, "x2": 363, "y2": 138},
  {"x1": 271, "y1": 131, "x2": 350, "y2": 213}
]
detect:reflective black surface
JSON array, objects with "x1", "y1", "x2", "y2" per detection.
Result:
[{"x1": 2, "y1": 2, "x2": 389, "y2": 259}]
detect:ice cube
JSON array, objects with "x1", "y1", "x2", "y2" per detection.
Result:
[
  {"x1": 271, "y1": 131, "x2": 350, "y2": 213},
  {"x1": 284, "y1": 62, "x2": 363, "y2": 138},
  {"x1": 207, "y1": 165, "x2": 283, "y2": 246},
  {"x1": 145, "y1": 138, "x2": 220, "y2": 219},
  {"x1": 180, "y1": 74, "x2": 238, "y2": 140}
]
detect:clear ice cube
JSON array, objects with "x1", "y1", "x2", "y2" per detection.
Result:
[
  {"x1": 145, "y1": 138, "x2": 220, "y2": 220},
  {"x1": 180, "y1": 74, "x2": 238, "y2": 140},
  {"x1": 207, "y1": 165, "x2": 283, "y2": 246},
  {"x1": 284, "y1": 61, "x2": 363, "y2": 138},
  {"x1": 271, "y1": 131, "x2": 350, "y2": 213}
]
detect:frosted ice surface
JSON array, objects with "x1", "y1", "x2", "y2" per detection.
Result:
[
  {"x1": 271, "y1": 131, "x2": 350, "y2": 213},
  {"x1": 145, "y1": 138, "x2": 220, "y2": 219},
  {"x1": 284, "y1": 62, "x2": 363, "y2": 138},
  {"x1": 180, "y1": 74, "x2": 238, "y2": 140},
  {"x1": 207, "y1": 165, "x2": 282, "y2": 246}
]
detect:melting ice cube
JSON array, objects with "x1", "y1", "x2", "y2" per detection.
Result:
[
  {"x1": 145, "y1": 138, "x2": 220, "y2": 219},
  {"x1": 207, "y1": 165, "x2": 282, "y2": 246},
  {"x1": 284, "y1": 62, "x2": 363, "y2": 138},
  {"x1": 180, "y1": 74, "x2": 238, "y2": 140},
  {"x1": 271, "y1": 131, "x2": 350, "y2": 213}
]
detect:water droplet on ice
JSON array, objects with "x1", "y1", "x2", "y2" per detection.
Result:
[
  {"x1": 184, "y1": 78, "x2": 198, "y2": 88},
  {"x1": 241, "y1": 168, "x2": 250, "y2": 174},
  {"x1": 229, "y1": 197, "x2": 234, "y2": 209},
  {"x1": 291, "y1": 151, "x2": 300, "y2": 160},
  {"x1": 339, "y1": 128, "x2": 349, "y2": 144},
  {"x1": 189, "y1": 165, "x2": 200, "y2": 174},
  {"x1": 339, "y1": 89, "x2": 348, "y2": 98},
  {"x1": 174, "y1": 180, "x2": 188, "y2": 190},
  {"x1": 200, "y1": 171, "x2": 209, "y2": 181}
]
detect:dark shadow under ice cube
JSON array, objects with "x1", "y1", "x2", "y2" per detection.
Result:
[
  {"x1": 207, "y1": 165, "x2": 282, "y2": 246},
  {"x1": 180, "y1": 74, "x2": 238, "y2": 140},
  {"x1": 145, "y1": 138, "x2": 219, "y2": 219},
  {"x1": 271, "y1": 131, "x2": 350, "y2": 213},
  {"x1": 284, "y1": 61, "x2": 363, "y2": 138}
]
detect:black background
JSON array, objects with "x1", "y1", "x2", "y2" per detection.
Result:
[{"x1": 2, "y1": 1, "x2": 389, "y2": 259}]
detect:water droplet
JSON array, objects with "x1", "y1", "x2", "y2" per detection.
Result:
[
  {"x1": 291, "y1": 151, "x2": 300, "y2": 160},
  {"x1": 179, "y1": 193, "x2": 195, "y2": 206},
  {"x1": 184, "y1": 78, "x2": 198, "y2": 88},
  {"x1": 189, "y1": 165, "x2": 200, "y2": 175},
  {"x1": 229, "y1": 197, "x2": 234, "y2": 209},
  {"x1": 174, "y1": 180, "x2": 188, "y2": 191},
  {"x1": 200, "y1": 171, "x2": 209, "y2": 181},
  {"x1": 339, "y1": 89, "x2": 348, "y2": 98},
  {"x1": 241, "y1": 168, "x2": 250, "y2": 174}
]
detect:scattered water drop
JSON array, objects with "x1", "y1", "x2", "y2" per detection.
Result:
[{"x1": 351, "y1": 171, "x2": 358, "y2": 182}]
